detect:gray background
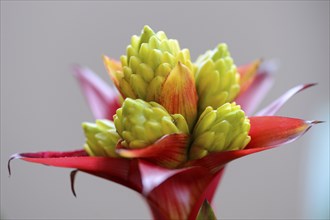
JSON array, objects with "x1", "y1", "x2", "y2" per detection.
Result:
[{"x1": 1, "y1": 1, "x2": 329, "y2": 219}]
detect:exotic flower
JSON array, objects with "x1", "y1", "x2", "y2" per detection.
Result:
[{"x1": 9, "y1": 26, "x2": 320, "y2": 220}]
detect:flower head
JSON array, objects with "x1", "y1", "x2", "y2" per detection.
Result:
[
  {"x1": 9, "y1": 25, "x2": 320, "y2": 220},
  {"x1": 102, "y1": 26, "x2": 250, "y2": 165}
]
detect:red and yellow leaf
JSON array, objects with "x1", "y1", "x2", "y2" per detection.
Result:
[
  {"x1": 236, "y1": 60, "x2": 277, "y2": 115},
  {"x1": 159, "y1": 62, "x2": 198, "y2": 130},
  {"x1": 117, "y1": 133, "x2": 189, "y2": 169},
  {"x1": 102, "y1": 55, "x2": 122, "y2": 89},
  {"x1": 237, "y1": 59, "x2": 261, "y2": 95}
]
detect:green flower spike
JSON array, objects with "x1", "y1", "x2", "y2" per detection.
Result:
[
  {"x1": 82, "y1": 119, "x2": 120, "y2": 157},
  {"x1": 195, "y1": 43, "x2": 240, "y2": 112},
  {"x1": 113, "y1": 25, "x2": 195, "y2": 101},
  {"x1": 114, "y1": 98, "x2": 189, "y2": 149},
  {"x1": 190, "y1": 102, "x2": 251, "y2": 160}
]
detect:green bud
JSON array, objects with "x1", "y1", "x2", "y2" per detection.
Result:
[
  {"x1": 82, "y1": 119, "x2": 120, "y2": 157},
  {"x1": 118, "y1": 25, "x2": 195, "y2": 102},
  {"x1": 190, "y1": 103, "x2": 251, "y2": 160},
  {"x1": 195, "y1": 43, "x2": 240, "y2": 112},
  {"x1": 114, "y1": 98, "x2": 189, "y2": 149}
]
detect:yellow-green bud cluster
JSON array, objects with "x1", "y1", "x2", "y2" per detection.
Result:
[
  {"x1": 195, "y1": 43, "x2": 240, "y2": 112},
  {"x1": 82, "y1": 120, "x2": 120, "y2": 157},
  {"x1": 119, "y1": 25, "x2": 194, "y2": 101},
  {"x1": 84, "y1": 26, "x2": 252, "y2": 163},
  {"x1": 190, "y1": 103, "x2": 250, "y2": 160},
  {"x1": 114, "y1": 98, "x2": 189, "y2": 149}
]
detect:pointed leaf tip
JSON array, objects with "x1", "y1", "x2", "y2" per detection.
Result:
[
  {"x1": 256, "y1": 83, "x2": 317, "y2": 116},
  {"x1": 8, "y1": 153, "x2": 23, "y2": 177},
  {"x1": 9, "y1": 149, "x2": 143, "y2": 193},
  {"x1": 247, "y1": 116, "x2": 315, "y2": 149},
  {"x1": 308, "y1": 120, "x2": 324, "y2": 125},
  {"x1": 70, "y1": 170, "x2": 79, "y2": 197},
  {"x1": 196, "y1": 200, "x2": 217, "y2": 220}
]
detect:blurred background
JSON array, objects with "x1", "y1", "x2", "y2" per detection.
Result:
[{"x1": 1, "y1": 1, "x2": 329, "y2": 219}]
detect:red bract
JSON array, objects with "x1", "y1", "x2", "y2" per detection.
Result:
[{"x1": 9, "y1": 61, "x2": 319, "y2": 220}]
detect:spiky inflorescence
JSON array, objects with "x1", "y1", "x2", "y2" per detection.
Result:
[
  {"x1": 195, "y1": 43, "x2": 240, "y2": 113},
  {"x1": 190, "y1": 102, "x2": 251, "y2": 160},
  {"x1": 118, "y1": 25, "x2": 195, "y2": 102},
  {"x1": 82, "y1": 120, "x2": 120, "y2": 157},
  {"x1": 114, "y1": 98, "x2": 189, "y2": 149}
]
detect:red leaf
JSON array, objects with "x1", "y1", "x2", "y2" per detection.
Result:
[
  {"x1": 236, "y1": 60, "x2": 278, "y2": 115},
  {"x1": 117, "y1": 133, "x2": 189, "y2": 169},
  {"x1": 186, "y1": 147, "x2": 270, "y2": 173},
  {"x1": 183, "y1": 116, "x2": 320, "y2": 177},
  {"x1": 9, "y1": 151, "x2": 225, "y2": 220},
  {"x1": 137, "y1": 160, "x2": 225, "y2": 220},
  {"x1": 72, "y1": 66, "x2": 121, "y2": 120},
  {"x1": 255, "y1": 83, "x2": 317, "y2": 116},
  {"x1": 9, "y1": 117, "x2": 320, "y2": 220},
  {"x1": 186, "y1": 116, "x2": 318, "y2": 172},
  {"x1": 9, "y1": 150, "x2": 142, "y2": 192},
  {"x1": 146, "y1": 166, "x2": 215, "y2": 220},
  {"x1": 188, "y1": 169, "x2": 224, "y2": 220},
  {"x1": 247, "y1": 116, "x2": 320, "y2": 149},
  {"x1": 137, "y1": 161, "x2": 224, "y2": 220},
  {"x1": 138, "y1": 160, "x2": 191, "y2": 195}
]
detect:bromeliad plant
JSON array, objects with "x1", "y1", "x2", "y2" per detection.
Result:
[{"x1": 9, "y1": 26, "x2": 320, "y2": 219}]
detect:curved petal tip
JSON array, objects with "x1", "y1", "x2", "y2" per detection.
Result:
[
  {"x1": 308, "y1": 120, "x2": 324, "y2": 125},
  {"x1": 8, "y1": 153, "x2": 22, "y2": 176},
  {"x1": 70, "y1": 170, "x2": 79, "y2": 197}
]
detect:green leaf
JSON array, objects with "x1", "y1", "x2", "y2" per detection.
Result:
[{"x1": 196, "y1": 200, "x2": 217, "y2": 220}]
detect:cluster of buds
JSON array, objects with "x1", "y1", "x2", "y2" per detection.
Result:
[
  {"x1": 195, "y1": 43, "x2": 240, "y2": 112},
  {"x1": 84, "y1": 25, "x2": 251, "y2": 167},
  {"x1": 82, "y1": 120, "x2": 120, "y2": 157},
  {"x1": 190, "y1": 103, "x2": 251, "y2": 160},
  {"x1": 114, "y1": 98, "x2": 189, "y2": 149},
  {"x1": 109, "y1": 25, "x2": 195, "y2": 102}
]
